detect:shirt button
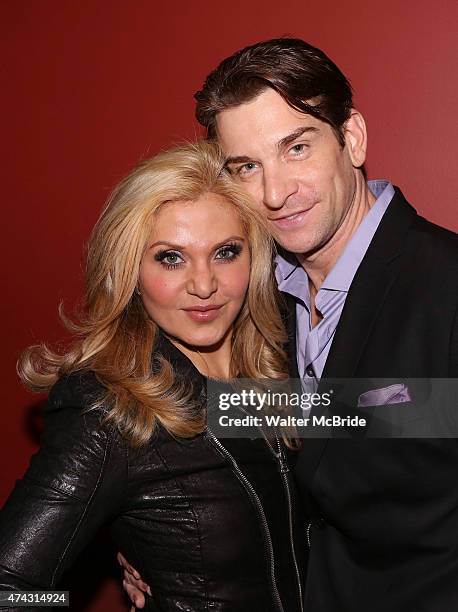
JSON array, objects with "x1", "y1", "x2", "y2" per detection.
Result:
[{"x1": 306, "y1": 366, "x2": 315, "y2": 377}]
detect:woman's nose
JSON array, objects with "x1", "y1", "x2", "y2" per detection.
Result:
[{"x1": 186, "y1": 264, "x2": 218, "y2": 299}]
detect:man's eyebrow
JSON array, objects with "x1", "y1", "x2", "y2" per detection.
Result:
[
  {"x1": 225, "y1": 155, "x2": 253, "y2": 166},
  {"x1": 224, "y1": 126, "x2": 320, "y2": 167},
  {"x1": 277, "y1": 126, "x2": 320, "y2": 149}
]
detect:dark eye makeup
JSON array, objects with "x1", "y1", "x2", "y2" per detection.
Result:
[
  {"x1": 153, "y1": 242, "x2": 243, "y2": 270},
  {"x1": 154, "y1": 250, "x2": 183, "y2": 270}
]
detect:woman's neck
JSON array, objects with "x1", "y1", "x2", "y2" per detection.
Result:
[{"x1": 168, "y1": 331, "x2": 233, "y2": 380}]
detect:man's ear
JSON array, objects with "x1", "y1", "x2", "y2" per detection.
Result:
[{"x1": 344, "y1": 109, "x2": 368, "y2": 168}]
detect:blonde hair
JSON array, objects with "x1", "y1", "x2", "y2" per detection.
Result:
[{"x1": 19, "y1": 141, "x2": 287, "y2": 445}]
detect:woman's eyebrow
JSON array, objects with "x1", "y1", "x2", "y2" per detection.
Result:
[
  {"x1": 148, "y1": 241, "x2": 184, "y2": 250},
  {"x1": 148, "y1": 236, "x2": 246, "y2": 250},
  {"x1": 213, "y1": 235, "x2": 246, "y2": 248}
]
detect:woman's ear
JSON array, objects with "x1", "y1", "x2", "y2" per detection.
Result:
[{"x1": 344, "y1": 109, "x2": 368, "y2": 168}]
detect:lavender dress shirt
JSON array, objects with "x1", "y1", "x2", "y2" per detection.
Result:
[{"x1": 275, "y1": 180, "x2": 395, "y2": 411}]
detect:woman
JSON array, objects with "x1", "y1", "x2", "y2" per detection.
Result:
[{"x1": 0, "y1": 142, "x2": 305, "y2": 611}]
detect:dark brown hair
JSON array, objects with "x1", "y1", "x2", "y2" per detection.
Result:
[{"x1": 195, "y1": 38, "x2": 353, "y2": 146}]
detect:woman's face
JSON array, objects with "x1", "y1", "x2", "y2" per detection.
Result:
[{"x1": 139, "y1": 192, "x2": 250, "y2": 351}]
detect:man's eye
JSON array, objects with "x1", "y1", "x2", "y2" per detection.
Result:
[
  {"x1": 289, "y1": 143, "x2": 306, "y2": 155},
  {"x1": 237, "y1": 162, "x2": 257, "y2": 175}
]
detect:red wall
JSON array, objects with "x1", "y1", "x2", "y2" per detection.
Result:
[{"x1": 2, "y1": 1, "x2": 457, "y2": 610}]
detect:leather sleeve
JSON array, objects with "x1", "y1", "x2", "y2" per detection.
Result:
[
  {"x1": 0, "y1": 373, "x2": 127, "y2": 605},
  {"x1": 450, "y1": 302, "x2": 458, "y2": 377}
]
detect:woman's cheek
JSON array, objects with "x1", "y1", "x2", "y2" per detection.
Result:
[
  {"x1": 141, "y1": 273, "x2": 182, "y2": 309},
  {"x1": 222, "y1": 263, "x2": 250, "y2": 300}
]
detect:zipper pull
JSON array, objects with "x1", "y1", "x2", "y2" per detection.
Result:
[
  {"x1": 275, "y1": 438, "x2": 290, "y2": 474},
  {"x1": 306, "y1": 518, "x2": 325, "y2": 549},
  {"x1": 306, "y1": 522, "x2": 312, "y2": 549},
  {"x1": 277, "y1": 452, "x2": 289, "y2": 474}
]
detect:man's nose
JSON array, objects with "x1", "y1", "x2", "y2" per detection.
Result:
[
  {"x1": 186, "y1": 263, "x2": 218, "y2": 299},
  {"x1": 262, "y1": 166, "x2": 298, "y2": 210}
]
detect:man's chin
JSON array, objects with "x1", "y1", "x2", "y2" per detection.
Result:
[{"x1": 274, "y1": 235, "x2": 316, "y2": 256}]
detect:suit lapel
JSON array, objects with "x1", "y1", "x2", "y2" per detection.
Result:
[
  {"x1": 321, "y1": 261, "x2": 396, "y2": 380},
  {"x1": 322, "y1": 188, "x2": 416, "y2": 379},
  {"x1": 296, "y1": 189, "x2": 418, "y2": 482}
]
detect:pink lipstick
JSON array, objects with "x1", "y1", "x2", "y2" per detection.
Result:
[{"x1": 182, "y1": 305, "x2": 223, "y2": 322}]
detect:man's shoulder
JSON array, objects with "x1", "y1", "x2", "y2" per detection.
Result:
[
  {"x1": 389, "y1": 187, "x2": 457, "y2": 264},
  {"x1": 411, "y1": 212, "x2": 457, "y2": 255},
  {"x1": 405, "y1": 214, "x2": 458, "y2": 280}
]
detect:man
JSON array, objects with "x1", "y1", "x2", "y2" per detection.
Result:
[{"x1": 123, "y1": 38, "x2": 458, "y2": 611}]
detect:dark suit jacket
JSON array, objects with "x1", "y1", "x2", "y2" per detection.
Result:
[{"x1": 285, "y1": 188, "x2": 458, "y2": 611}]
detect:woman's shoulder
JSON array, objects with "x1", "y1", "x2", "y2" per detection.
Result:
[
  {"x1": 44, "y1": 370, "x2": 118, "y2": 448},
  {"x1": 48, "y1": 370, "x2": 107, "y2": 414},
  {"x1": 21, "y1": 371, "x2": 127, "y2": 504}
]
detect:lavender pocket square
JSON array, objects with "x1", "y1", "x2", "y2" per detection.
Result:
[{"x1": 357, "y1": 383, "x2": 412, "y2": 408}]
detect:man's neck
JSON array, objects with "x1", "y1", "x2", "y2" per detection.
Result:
[{"x1": 297, "y1": 176, "x2": 376, "y2": 293}]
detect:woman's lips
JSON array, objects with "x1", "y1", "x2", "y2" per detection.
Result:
[{"x1": 182, "y1": 305, "x2": 223, "y2": 322}]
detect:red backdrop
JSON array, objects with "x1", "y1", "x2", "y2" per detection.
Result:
[{"x1": 2, "y1": 1, "x2": 457, "y2": 610}]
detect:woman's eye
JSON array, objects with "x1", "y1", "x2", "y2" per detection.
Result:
[
  {"x1": 163, "y1": 254, "x2": 180, "y2": 265},
  {"x1": 215, "y1": 244, "x2": 242, "y2": 261},
  {"x1": 217, "y1": 248, "x2": 233, "y2": 260},
  {"x1": 154, "y1": 250, "x2": 184, "y2": 269}
]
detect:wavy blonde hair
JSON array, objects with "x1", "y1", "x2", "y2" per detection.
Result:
[{"x1": 19, "y1": 141, "x2": 288, "y2": 445}]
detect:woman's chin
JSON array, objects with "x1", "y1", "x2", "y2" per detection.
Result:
[{"x1": 168, "y1": 327, "x2": 231, "y2": 354}]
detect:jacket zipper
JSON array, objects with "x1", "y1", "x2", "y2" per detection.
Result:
[
  {"x1": 306, "y1": 521, "x2": 312, "y2": 549},
  {"x1": 206, "y1": 429, "x2": 285, "y2": 612},
  {"x1": 274, "y1": 437, "x2": 304, "y2": 612}
]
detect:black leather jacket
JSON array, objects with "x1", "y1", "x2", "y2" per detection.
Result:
[{"x1": 0, "y1": 336, "x2": 306, "y2": 611}]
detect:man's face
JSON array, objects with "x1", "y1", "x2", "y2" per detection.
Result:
[{"x1": 216, "y1": 88, "x2": 365, "y2": 256}]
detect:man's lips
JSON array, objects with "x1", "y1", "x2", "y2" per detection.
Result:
[
  {"x1": 182, "y1": 305, "x2": 224, "y2": 322},
  {"x1": 269, "y1": 208, "x2": 313, "y2": 229}
]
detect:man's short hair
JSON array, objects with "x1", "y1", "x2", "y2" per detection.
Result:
[{"x1": 195, "y1": 38, "x2": 353, "y2": 146}]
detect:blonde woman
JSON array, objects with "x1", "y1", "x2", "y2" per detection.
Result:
[{"x1": 0, "y1": 142, "x2": 305, "y2": 612}]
